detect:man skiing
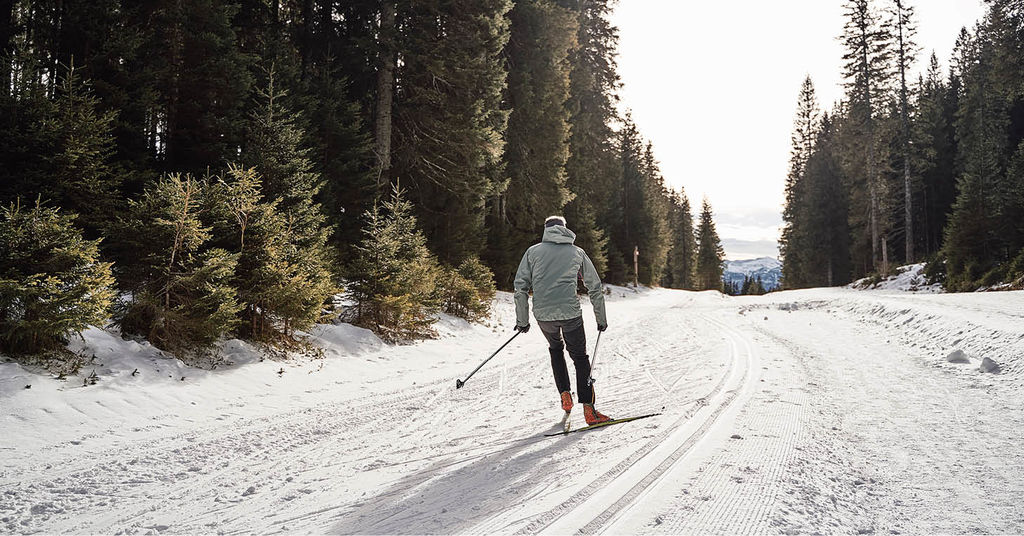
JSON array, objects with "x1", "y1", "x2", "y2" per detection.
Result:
[{"x1": 514, "y1": 215, "x2": 612, "y2": 425}]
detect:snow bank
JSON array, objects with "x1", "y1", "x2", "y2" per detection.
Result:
[
  {"x1": 850, "y1": 263, "x2": 943, "y2": 293},
  {"x1": 746, "y1": 288, "x2": 1024, "y2": 380},
  {"x1": 305, "y1": 323, "x2": 383, "y2": 357}
]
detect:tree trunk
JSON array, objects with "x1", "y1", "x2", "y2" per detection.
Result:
[
  {"x1": 896, "y1": 0, "x2": 913, "y2": 264},
  {"x1": 300, "y1": 0, "x2": 314, "y2": 78},
  {"x1": 374, "y1": 0, "x2": 395, "y2": 192},
  {"x1": 0, "y1": 0, "x2": 13, "y2": 97}
]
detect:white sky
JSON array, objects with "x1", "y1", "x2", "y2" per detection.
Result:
[{"x1": 611, "y1": 0, "x2": 988, "y2": 260}]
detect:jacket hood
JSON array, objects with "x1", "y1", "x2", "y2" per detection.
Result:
[{"x1": 542, "y1": 225, "x2": 576, "y2": 244}]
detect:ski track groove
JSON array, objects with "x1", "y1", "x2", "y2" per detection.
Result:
[
  {"x1": 654, "y1": 331, "x2": 807, "y2": 535},
  {"x1": 578, "y1": 315, "x2": 758, "y2": 534},
  {"x1": 508, "y1": 312, "x2": 742, "y2": 535}
]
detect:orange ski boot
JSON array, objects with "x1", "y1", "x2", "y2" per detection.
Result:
[
  {"x1": 584, "y1": 403, "x2": 612, "y2": 425},
  {"x1": 560, "y1": 391, "x2": 573, "y2": 412}
]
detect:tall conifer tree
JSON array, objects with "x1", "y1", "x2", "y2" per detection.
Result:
[
  {"x1": 486, "y1": 0, "x2": 576, "y2": 289},
  {"x1": 781, "y1": 76, "x2": 820, "y2": 288},
  {"x1": 558, "y1": 0, "x2": 620, "y2": 277},
  {"x1": 695, "y1": 198, "x2": 724, "y2": 291},
  {"x1": 840, "y1": 0, "x2": 894, "y2": 275},
  {"x1": 393, "y1": 0, "x2": 512, "y2": 265}
]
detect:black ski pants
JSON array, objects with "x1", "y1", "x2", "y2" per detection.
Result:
[{"x1": 537, "y1": 316, "x2": 593, "y2": 404}]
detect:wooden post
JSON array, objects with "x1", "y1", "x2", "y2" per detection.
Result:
[
  {"x1": 633, "y1": 246, "x2": 639, "y2": 288},
  {"x1": 882, "y1": 236, "x2": 889, "y2": 277}
]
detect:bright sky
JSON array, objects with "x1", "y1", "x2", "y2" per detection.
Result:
[{"x1": 611, "y1": 0, "x2": 988, "y2": 260}]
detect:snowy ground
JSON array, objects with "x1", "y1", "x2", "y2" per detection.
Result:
[{"x1": 2, "y1": 285, "x2": 1024, "y2": 534}]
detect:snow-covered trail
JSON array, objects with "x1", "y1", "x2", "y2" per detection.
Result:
[{"x1": 3, "y1": 288, "x2": 1024, "y2": 534}]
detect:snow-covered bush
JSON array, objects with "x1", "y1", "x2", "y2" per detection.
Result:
[{"x1": 0, "y1": 200, "x2": 114, "y2": 368}]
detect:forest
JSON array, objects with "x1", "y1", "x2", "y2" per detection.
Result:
[
  {"x1": 0, "y1": 0, "x2": 727, "y2": 367},
  {"x1": 781, "y1": 0, "x2": 1024, "y2": 291}
]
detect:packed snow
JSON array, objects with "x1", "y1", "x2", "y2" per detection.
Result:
[{"x1": 3, "y1": 284, "x2": 1024, "y2": 534}]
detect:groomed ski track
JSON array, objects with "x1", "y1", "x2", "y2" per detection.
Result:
[
  {"x1": 522, "y1": 314, "x2": 761, "y2": 535},
  {"x1": 5, "y1": 287, "x2": 1024, "y2": 534}
]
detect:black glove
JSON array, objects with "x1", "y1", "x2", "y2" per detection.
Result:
[
  {"x1": 597, "y1": 323, "x2": 607, "y2": 332},
  {"x1": 515, "y1": 323, "x2": 530, "y2": 333}
]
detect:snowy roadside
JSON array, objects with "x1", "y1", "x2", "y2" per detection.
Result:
[
  {"x1": 4, "y1": 283, "x2": 1024, "y2": 534},
  {"x1": 0, "y1": 286, "x2": 650, "y2": 468}
]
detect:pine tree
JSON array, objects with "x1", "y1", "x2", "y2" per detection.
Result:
[
  {"x1": 840, "y1": 0, "x2": 895, "y2": 275},
  {"x1": 348, "y1": 185, "x2": 440, "y2": 342},
  {"x1": 485, "y1": 0, "x2": 576, "y2": 289},
  {"x1": 890, "y1": 0, "x2": 920, "y2": 264},
  {"x1": 116, "y1": 174, "x2": 241, "y2": 358},
  {"x1": 0, "y1": 199, "x2": 114, "y2": 361},
  {"x1": 780, "y1": 76, "x2": 820, "y2": 288},
  {"x1": 557, "y1": 0, "x2": 620, "y2": 278},
  {"x1": 393, "y1": 0, "x2": 512, "y2": 265},
  {"x1": 42, "y1": 63, "x2": 121, "y2": 239},
  {"x1": 695, "y1": 198, "x2": 724, "y2": 291},
  {"x1": 664, "y1": 189, "x2": 696, "y2": 289}
]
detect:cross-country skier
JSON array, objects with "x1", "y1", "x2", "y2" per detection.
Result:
[{"x1": 514, "y1": 215, "x2": 612, "y2": 425}]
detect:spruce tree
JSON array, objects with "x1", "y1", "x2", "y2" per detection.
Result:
[
  {"x1": 559, "y1": 0, "x2": 620, "y2": 278},
  {"x1": 911, "y1": 53, "x2": 957, "y2": 257},
  {"x1": 393, "y1": 0, "x2": 512, "y2": 265},
  {"x1": 486, "y1": 0, "x2": 576, "y2": 289},
  {"x1": 147, "y1": 0, "x2": 252, "y2": 173},
  {"x1": 608, "y1": 115, "x2": 644, "y2": 284},
  {"x1": 206, "y1": 166, "x2": 334, "y2": 343},
  {"x1": 637, "y1": 143, "x2": 671, "y2": 285},
  {"x1": 890, "y1": 0, "x2": 920, "y2": 263},
  {"x1": 238, "y1": 71, "x2": 335, "y2": 340},
  {"x1": 117, "y1": 174, "x2": 241, "y2": 357},
  {"x1": 801, "y1": 114, "x2": 853, "y2": 286},
  {"x1": 303, "y1": 62, "x2": 376, "y2": 264},
  {"x1": 348, "y1": 185, "x2": 440, "y2": 342},
  {"x1": 942, "y1": 11, "x2": 1012, "y2": 289},
  {"x1": 780, "y1": 76, "x2": 820, "y2": 288},
  {"x1": 695, "y1": 198, "x2": 725, "y2": 291},
  {"x1": 0, "y1": 200, "x2": 114, "y2": 360},
  {"x1": 840, "y1": 0, "x2": 895, "y2": 275},
  {"x1": 664, "y1": 189, "x2": 697, "y2": 289},
  {"x1": 42, "y1": 63, "x2": 121, "y2": 239}
]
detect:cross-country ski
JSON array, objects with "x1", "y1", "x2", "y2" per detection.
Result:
[{"x1": 545, "y1": 413, "x2": 661, "y2": 437}]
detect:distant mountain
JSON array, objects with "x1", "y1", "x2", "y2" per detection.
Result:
[{"x1": 723, "y1": 257, "x2": 782, "y2": 291}]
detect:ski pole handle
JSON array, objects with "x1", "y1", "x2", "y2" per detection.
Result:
[
  {"x1": 587, "y1": 330, "x2": 602, "y2": 387},
  {"x1": 456, "y1": 330, "x2": 522, "y2": 389}
]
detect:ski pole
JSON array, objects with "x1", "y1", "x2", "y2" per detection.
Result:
[
  {"x1": 587, "y1": 330, "x2": 603, "y2": 387},
  {"x1": 456, "y1": 330, "x2": 522, "y2": 389}
]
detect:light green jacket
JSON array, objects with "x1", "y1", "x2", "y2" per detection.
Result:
[{"x1": 514, "y1": 225, "x2": 608, "y2": 326}]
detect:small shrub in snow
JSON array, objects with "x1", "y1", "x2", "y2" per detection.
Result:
[
  {"x1": 348, "y1": 186, "x2": 439, "y2": 343},
  {"x1": 115, "y1": 174, "x2": 242, "y2": 358},
  {"x1": 436, "y1": 257, "x2": 495, "y2": 323},
  {"x1": 208, "y1": 166, "x2": 335, "y2": 344},
  {"x1": 0, "y1": 200, "x2": 114, "y2": 369}
]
